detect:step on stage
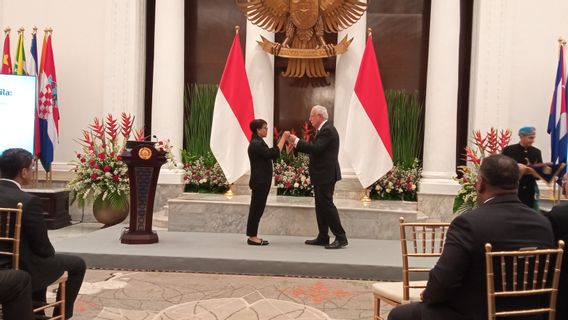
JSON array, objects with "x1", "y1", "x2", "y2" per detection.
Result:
[{"x1": 54, "y1": 225, "x2": 435, "y2": 281}]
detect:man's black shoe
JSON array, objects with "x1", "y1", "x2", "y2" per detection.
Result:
[
  {"x1": 325, "y1": 239, "x2": 348, "y2": 249},
  {"x1": 305, "y1": 238, "x2": 330, "y2": 246}
]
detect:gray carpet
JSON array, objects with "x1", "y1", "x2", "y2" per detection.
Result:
[{"x1": 54, "y1": 225, "x2": 434, "y2": 280}]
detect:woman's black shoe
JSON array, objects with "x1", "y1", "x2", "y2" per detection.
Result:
[{"x1": 247, "y1": 238, "x2": 269, "y2": 246}]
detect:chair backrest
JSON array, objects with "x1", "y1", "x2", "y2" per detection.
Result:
[
  {"x1": 485, "y1": 241, "x2": 565, "y2": 320},
  {"x1": 0, "y1": 203, "x2": 23, "y2": 270},
  {"x1": 399, "y1": 217, "x2": 450, "y2": 301}
]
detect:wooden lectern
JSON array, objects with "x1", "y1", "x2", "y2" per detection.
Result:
[{"x1": 120, "y1": 141, "x2": 166, "y2": 244}]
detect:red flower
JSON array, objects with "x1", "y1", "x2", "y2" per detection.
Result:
[
  {"x1": 95, "y1": 164, "x2": 100, "y2": 169},
  {"x1": 112, "y1": 175, "x2": 120, "y2": 181},
  {"x1": 80, "y1": 158, "x2": 86, "y2": 163},
  {"x1": 89, "y1": 160, "x2": 96, "y2": 167},
  {"x1": 98, "y1": 152, "x2": 106, "y2": 159},
  {"x1": 405, "y1": 183, "x2": 413, "y2": 190},
  {"x1": 90, "y1": 173, "x2": 98, "y2": 180},
  {"x1": 103, "y1": 165, "x2": 111, "y2": 172},
  {"x1": 116, "y1": 155, "x2": 122, "y2": 161},
  {"x1": 76, "y1": 154, "x2": 81, "y2": 159},
  {"x1": 275, "y1": 175, "x2": 280, "y2": 182},
  {"x1": 285, "y1": 181, "x2": 292, "y2": 188}
]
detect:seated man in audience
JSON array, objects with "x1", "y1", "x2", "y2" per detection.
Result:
[
  {"x1": 543, "y1": 176, "x2": 568, "y2": 320},
  {"x1": 0, "y1": 269, "x2": 34, "y2": 320},
  {"x1": 388, "y1": 154, "x2": 554, "y2": 320},
  {"x1": 0, "y1": 148, "x2": 86, "y2": 319}
]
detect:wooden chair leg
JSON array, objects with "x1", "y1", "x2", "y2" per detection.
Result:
[
  {"x1": 59, "y1": 280, "x2": 66, "y2": 320},
  {"x1": 374, "y1": 297, "x2": 381, "y2": 320}
]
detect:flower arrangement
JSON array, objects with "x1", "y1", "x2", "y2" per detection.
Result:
[
  {"x1": 370, "y1": 159, "x2": 422, "y2": 201},
  {"x1": 183, "y1": 153, "x2": 229, "y2": 193},
  {"x1": 453, "y1": 128, "x2": 511, "y2": 214},
  {"x1": 272, "y1": 122, "x2": 314, "y2": 197},
  {"x1": 67, "y1": 113, "x2": 144, "y2": 211},
  {"x1": 155, "y1": 139, "x2": 178, "y2": 169}
]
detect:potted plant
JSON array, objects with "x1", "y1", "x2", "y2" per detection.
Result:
[{"x1": 68, "y1": 113, "x2": 144, "y2": 226}]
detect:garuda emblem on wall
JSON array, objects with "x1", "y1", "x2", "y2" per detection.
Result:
[{"x1": 236, "y1": 0, "x2": 367, "y2": 78}]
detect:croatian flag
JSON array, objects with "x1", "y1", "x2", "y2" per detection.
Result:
[
  {"x1": 37, "y1": 34, "x2": 59, "y2": 172},
  {"x1": 210, "y1": 30, "x2": 255, "y2": 183},
  {"x1": 547, "y1": 44, "x2": 567, "y2": 166},
  {"x1": 344, "y1": 35, "x2": 393, "y2": 188}
]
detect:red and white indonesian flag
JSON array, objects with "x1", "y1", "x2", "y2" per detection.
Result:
[
  {"x1": 345, "y1": 35, "x2": 393, "y2": 188},
  {"x1": 210, "y1": 32, "x2": 255, "y2": 184}
]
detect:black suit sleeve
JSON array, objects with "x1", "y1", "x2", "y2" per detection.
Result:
[
  {"x1": 422, "y1": 215, "x2": 474, "y2": 304},
  {"x1": 22, "y1": 197, "x2": 55, "y2": 258},
  {"x1": 296, "y1": 127, "x2": 333, "y2": 156},
  {"x1": 250, "y1": 140, "x2": 280, "y2": 160}
]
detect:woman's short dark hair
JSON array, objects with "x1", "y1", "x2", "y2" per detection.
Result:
[
  {"x1": 249, "y1": 119, "x2": 267, "y2": 137},
  {"x1": 0, "y1": 148, "x2": 34, "y2": 179}
]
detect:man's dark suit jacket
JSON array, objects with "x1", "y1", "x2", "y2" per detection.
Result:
[
  {"x1": 247, "y1": 135, "x2": 280, "y2": 188},
  {"x1": 545, "y1": 204, "x2": 568, "y2": 320},
  {"x1": 295, "y1": 121, "x2": 341, "y2": 185},
  {"x1": 421, "y1": 194, "x2": 554, "y2": 320},
  {"x1": 0, "y1": 180, "x2": 63, "y2": 291}
]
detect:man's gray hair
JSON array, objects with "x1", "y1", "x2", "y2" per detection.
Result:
[{"x1": 311, "y1": 105, "x2": 329, "y2": 119}]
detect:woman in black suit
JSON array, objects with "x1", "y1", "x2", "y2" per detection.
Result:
[{"x1": 246, "y1": 119, "x2": 288, "y2": 245}]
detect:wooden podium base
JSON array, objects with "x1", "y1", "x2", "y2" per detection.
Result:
[{"x1": 120, "y1": 230, "x2": 159, "y2": 244}]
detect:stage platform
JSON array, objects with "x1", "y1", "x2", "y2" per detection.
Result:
[
  {"x1": 54, "y1": 224, "x2": 435, "y2": 281},
  {"x1": 168, "y1": 193, "x2": 425, "y2": 240}
]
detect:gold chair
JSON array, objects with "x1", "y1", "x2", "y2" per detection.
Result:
[
  {"x1": 0, "y1": 202, "x2": 67, "y2": 320},
  {"x1": 485, "y1": 241, "x2": 564, "y2": 320},
  {"x1": 372, "y1": 217, "x2": 450, "y2": 320},
  {"x1": 0, "y1": 203, "x2": 23, "y2": 270}
]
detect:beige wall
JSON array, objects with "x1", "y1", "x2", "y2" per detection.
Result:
[
  {"x1": 0, "y1": 0, "x2": 145, "y2": 171},
  {"x1": 469, "y1": 0, "x2": 568, "y2": 161}
]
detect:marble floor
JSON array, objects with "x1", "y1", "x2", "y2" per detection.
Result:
[{"x1": 48, "y1": 223, "x2": 393, "y2": 320}]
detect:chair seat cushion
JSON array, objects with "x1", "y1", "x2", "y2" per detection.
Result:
[{"x1": 372, "y1": 280, "x2": 427, "y2": 304}]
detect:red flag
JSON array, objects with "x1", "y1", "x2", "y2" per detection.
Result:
[
  {"x1": 345, "y1": 35, "x2": 393, "y2": 188},
  {"x1": 210, "y1": 31, "x2": 255, "y2": 183},
  {"x1": 1, "y1": 32, "x2": 12, "y2": 74},
  {"x1": 37, "y1": 33, "x2": 59, "y2": 171}
]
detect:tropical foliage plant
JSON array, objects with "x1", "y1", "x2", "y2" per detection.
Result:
[
  {"x1": 183, "y1": 83, "x2": 218, "y2": 159},
  {"x1": 68, "y1": 113, "x2": 145, "y2": 210},
  {"x1": 385, "y1": 90, "x2": 424, "y2": 169},
  {"x1": 453, "y1": 128, "x2": 511, "y2": 214}
]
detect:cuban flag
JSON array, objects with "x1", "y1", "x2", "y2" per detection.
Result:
[
  {"x1": 37, "y1": 34, "x2": 59, "y2": 172},
  {"x1": 547, "y1": 44, "x2": 567, "y2": 167}
]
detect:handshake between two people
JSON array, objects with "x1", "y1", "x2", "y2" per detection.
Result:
[{"x1": 276, "y1": 131, "x2": 299, "y2": 151}]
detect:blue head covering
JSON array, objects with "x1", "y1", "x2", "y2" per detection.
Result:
[{"x1": 518, "y1": 126, "x2": 535, "y2": 136}]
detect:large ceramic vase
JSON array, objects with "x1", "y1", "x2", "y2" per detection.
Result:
[{"x1": 93, "y1": 204, "x2": 129, "y2": 227}]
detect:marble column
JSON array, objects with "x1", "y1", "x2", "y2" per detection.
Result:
[
  {"x1": 335, "y1": 7, "x2": 367, "y2": 176},
  {"x1": 419, "y1": 0, "x2": 461, "y2": 194},
  {"x1": 151, "y1": 0, "x2": 185, "y2": 186},
  {"x1": 102, "y1": 0, "x2": 146, "y2": 129},
  {"x1": 418, "y1": 0, "x2": 460, "y2": 219}
]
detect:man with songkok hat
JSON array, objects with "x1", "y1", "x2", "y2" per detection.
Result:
[{"x1": 502, "y1": 126, "x2": 542, "y2": 208}]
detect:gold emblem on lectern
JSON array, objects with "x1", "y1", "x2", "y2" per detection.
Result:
[
  {"x1": 138, "y1": 147, "x2": 152, "y2": 160},
  {"x1": 236, "y1": 0, "x2": 367, "y2": 79}
]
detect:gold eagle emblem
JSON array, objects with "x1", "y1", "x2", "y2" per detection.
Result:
[{"x1": 236, "y1": 0, "x2": 367, "y2": 78}]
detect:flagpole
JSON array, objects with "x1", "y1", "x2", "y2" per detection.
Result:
[
  {"x1": 3, "y1": 27, "x2": 10, "y2": 34},
  {"x1": 359, "y1": 27, "x2": 374, "y2": 204}
]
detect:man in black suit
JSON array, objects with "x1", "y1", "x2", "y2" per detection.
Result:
[
  {"x1": 543, "y1": 177, "x2": 568, "y2": 320},
  {"x1": 388, "y1": 154, "x2": 554, "y2": 320},
  {"x1": 0, "y1": 269, "x2": 34, "y2": 320},
  {"x1": 0, "y1": 148, "x2": 86, "y2": 319},
  {"x1": 289, "y1": 105, "x2": 348, "y2": 249}
]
